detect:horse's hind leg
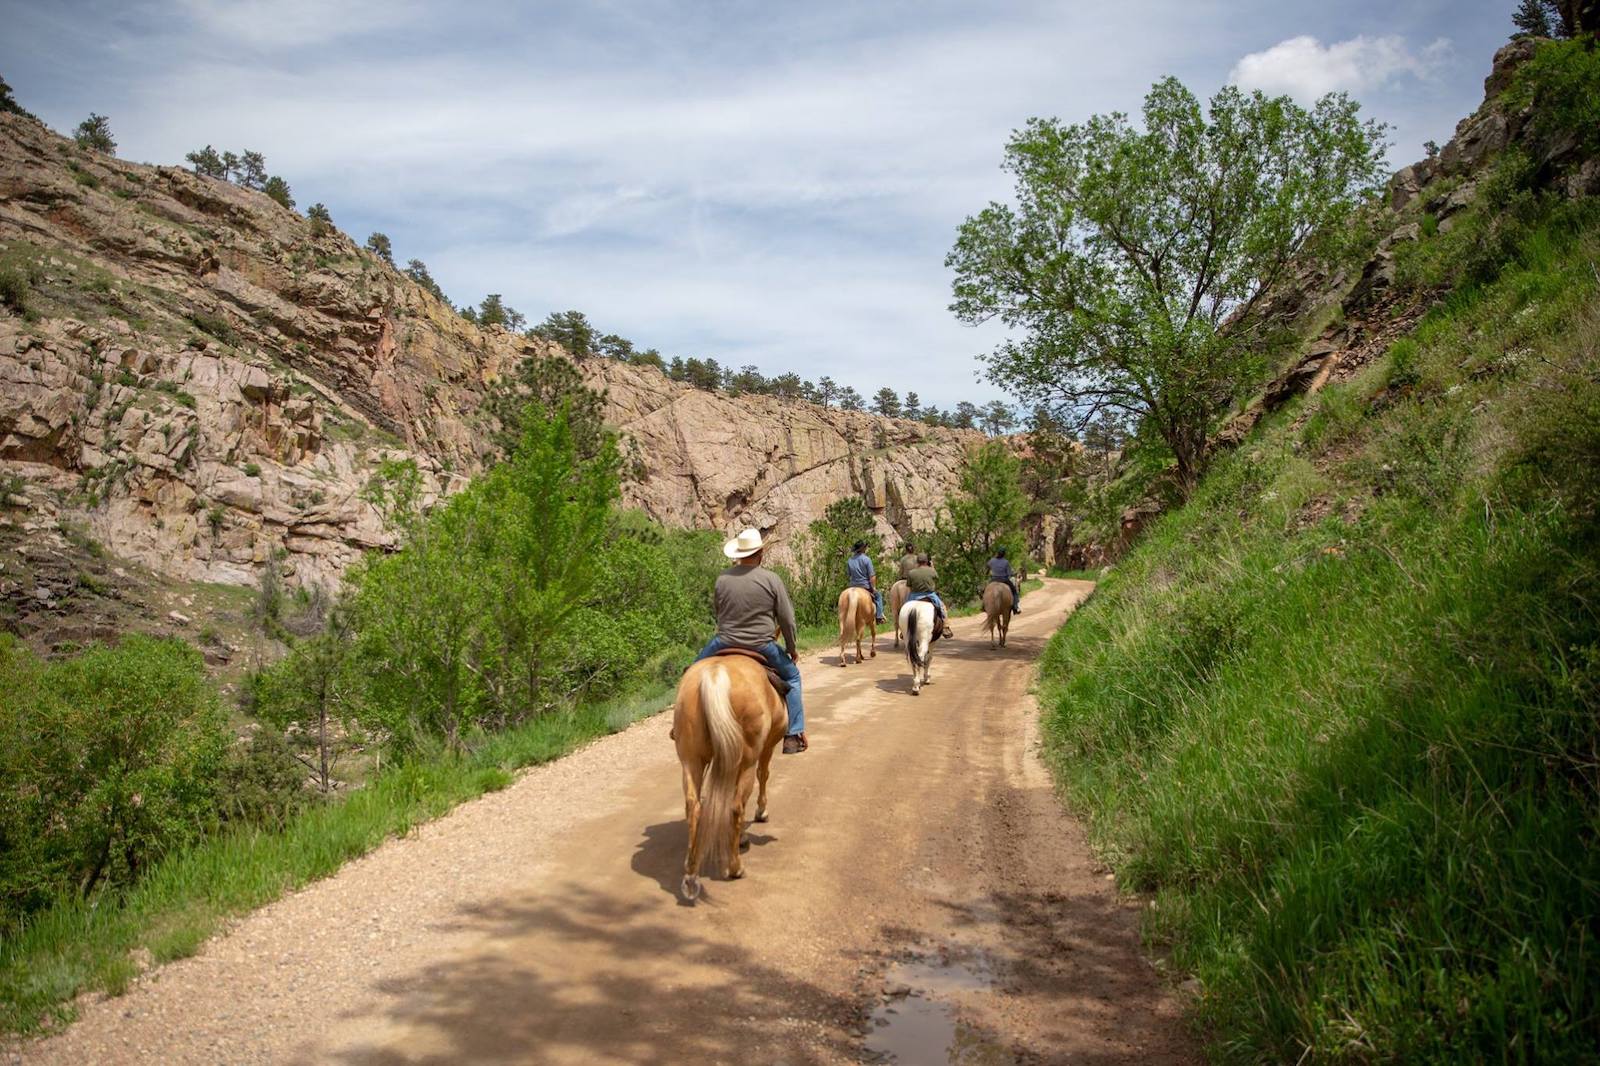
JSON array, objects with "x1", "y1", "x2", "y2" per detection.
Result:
[
  {"x1": 680, "y1": 759, "x2": 706, "y2": 900},
  {"x1": 868, "y1": 613, "x2": 877, "y2": 658},
  {"x1": 727, "y1": 763, "x2": 757, "y2": 880},
  {"x1": 754, "y1": 731, "x2": 777, "y2": 823}
]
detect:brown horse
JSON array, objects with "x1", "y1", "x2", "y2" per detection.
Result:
[
  {"x1": 888, "y1": 579, "x2": 909, "y2": 647},
  {"x1": 672, "y1": 654, "x2": 786, "y2": 901},
  {"x1": 837, "y1": 586, "x2": 877, "y2": 665},
  {"x1": 982, "y1": 581, "x2": 1014, "y2": 649}
]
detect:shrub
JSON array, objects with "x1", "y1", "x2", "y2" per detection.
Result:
[
  {"x1": 187, "y1": 310, "x2": 234, "y2": 345},
  {"x1": 217, "y1": 729, "x2": 307, "y2": 829},
  {"x1": 243, "y1": 461, "x2": 261, "y2": 477},
  {"x1": 0, "y1": 268, "x2": 27, "y2": 316},
  {"x1": 0, "y1": 635, "x2": 228, "y2": 933},
  {"x1": 306, "y1": 202, "x2": 332, "y2": 238},
  {"x1": 1507, "y1": 37, "x2": 1600, "y2": 155}
]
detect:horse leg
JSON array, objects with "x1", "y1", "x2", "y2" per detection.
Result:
[
  {"x1": 727, "y1": 763, "x2": 757, "y2": 879},
  {"x1": 680, "y1": 758, "x2": 706, "y2": 900},
  {"x1": 754, "y1": 733, "x2": 776, "y2": 823},
  {"x1": 868, "y1": 611, "x2": 877, "y2": 658}
]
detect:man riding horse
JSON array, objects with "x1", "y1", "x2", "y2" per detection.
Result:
[
  {"x1": 847, "y1": 540, "x2": 885, "y2": 623},
  {"x1": 987, "y1": 546, "x2": 1021, "y2": 614},
  {"x1": 904, "y1": 553, "x2": 954, "y2": 639},
  {"x1": 694, "y1": 528, "x2": 808, "y2": 754}
]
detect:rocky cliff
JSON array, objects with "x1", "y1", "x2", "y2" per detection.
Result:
[{"x1": 0, "y1": 112, "x2": 981, "y2": 594}]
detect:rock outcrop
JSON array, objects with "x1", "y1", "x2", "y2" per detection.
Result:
[{"x1": 0, "y1": 112, "x2": 980, "y2": 590}]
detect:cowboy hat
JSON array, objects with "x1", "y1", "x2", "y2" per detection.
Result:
[{"x1": 723, "y1": 527, "x2": 765, "y2": 559}]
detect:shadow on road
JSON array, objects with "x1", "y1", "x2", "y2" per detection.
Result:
[
  {"x1": 318, "y1": 885, "x2": 861, "y2": 1066},
  {"x1": 630, "y1": 820, "x2": 780, "y2": 903}
]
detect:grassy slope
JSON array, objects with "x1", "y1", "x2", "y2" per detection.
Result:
[{"x1": 1038, "y1": 199, "x2": 1600, "y2": 1060}]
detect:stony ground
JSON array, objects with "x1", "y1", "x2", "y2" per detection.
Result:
[{"x1": 12, "y1": 578, "x2": 1194, "y2": 1065}]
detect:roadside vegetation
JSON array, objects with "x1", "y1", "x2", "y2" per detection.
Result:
[{"x1": 1032, "y1": 47, "x2": 1600, "y2": 1060}]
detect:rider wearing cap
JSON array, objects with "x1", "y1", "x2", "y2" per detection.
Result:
[
  {"x1": 904, "y1": 553, "x2": 953, "y2": 639},
  {"x1": 693, "y1": 528, "x2": 808, "y2": 754},
  {"x1": 987, "y1": 546, "x2": 1021, "y2": 614},
  {"x1": 846, "y1": 540, "x2": 885, "y2": 623}
]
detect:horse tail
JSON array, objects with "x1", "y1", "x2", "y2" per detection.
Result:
[
  {"x1": 906, "y1": 606, "x2": 924, "y2": 670},
  {"x1": 695, "y1": 662, "x2": 743, "y2": 875}
]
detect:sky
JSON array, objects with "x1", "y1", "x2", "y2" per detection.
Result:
[{"x1": 1, "y1": 0, "x2": 1514, "y2": 411}]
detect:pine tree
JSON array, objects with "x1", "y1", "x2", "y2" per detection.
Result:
[
  {"x1": 263, "y1": 176, "x2": 295, "y2": 210},
  {"x1": 365, "y1": 232, "x2": 394, "y2": 264},
  {"x1": 73, "y1": 113, "x2": 115, "y2": 154},
  {"x1": 871, "y1": 387, "x2": 902, "y2": 418},
  {"x1": 816, "y1": 376, "x2": 839, "y2": 407},
  {"x1": 1513, "y1": 0, "x2": 1555, "y2": 36},
  {"x1": 306, "y1": 202, "x2": 332, "y2": 237},
  {"x1": 404, "y1": 259, "x2": 444, "y2": 301},
  {"x1": 903, "y1": 391, "x2": 922, "y2": 419},
  {"x1": 0, "y1": 75, "x2": 36, "y2": 120},
  {"x1": 186, "y1": 145, "x2": 227, "y2": 178},
  {"x1": 238, "y1": 150, "x2": 268, "y2": 190}
]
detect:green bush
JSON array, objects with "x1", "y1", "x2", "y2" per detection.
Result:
[
  {"x1": 0, "y1": 635, "x2": 228, "y2": 934},
  {"x1": 217, "y1": 729, "x2": 307, "y2": 829},
  {"x1": 1508, "y1": 37, "x2": 1600, "y2": 155},
  {"x1": 0, "y1": 268, "x2": 28, "y2": 316}
]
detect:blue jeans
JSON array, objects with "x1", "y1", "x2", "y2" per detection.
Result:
[
  {"x1": 906, "y1": 590, "x2": 946, "y2": 616},
  {"x1": 694, "y1": 637, "x2": 804, "y2": 735}
]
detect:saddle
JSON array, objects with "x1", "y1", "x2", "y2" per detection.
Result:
[{"x1": 711, "y1": 647, "x2": 791, "y2": 697}]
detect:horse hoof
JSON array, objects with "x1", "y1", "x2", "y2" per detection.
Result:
[
  {"x1": 755, "y1": 809, "x2": 769, "y2": 823},
  {"x1": 681, "y1": 876, "x2": 700, "y2": 901},
  {"x1": 728, "y1": 866, "x2": 745, "y2": 880}
]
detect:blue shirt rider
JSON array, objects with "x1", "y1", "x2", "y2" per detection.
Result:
[
  {"x1": 846, "y1": 540, "x2": 885, "y2": 623},
  {"x1": 987, "y1": 547, "x2": 1021, "y2": 613}
]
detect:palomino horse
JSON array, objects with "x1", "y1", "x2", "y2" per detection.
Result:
[
  {"x1": 899, "y1": 598, "x2": 936, "y2": 694},
  {"x1": 982, "y1": 581, "x2": 1014, "y2": 649},
  {"x1": 837, "y1": 586, "x2": 877, "y2": 665},
  {"x1": 672, "y1": 654, "x2": 786, "y2": 901},
  {"x1": 888, "y1": 579, "x2": 909, "y2": 647}
]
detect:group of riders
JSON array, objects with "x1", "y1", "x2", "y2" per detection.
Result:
[{"x1": 691, "y1": 527, "x2": 1024, "y2": 757}]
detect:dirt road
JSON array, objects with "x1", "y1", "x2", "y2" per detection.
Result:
[{"x1": 17, "y1": 578, "x2": 1194, "y2": 1065}]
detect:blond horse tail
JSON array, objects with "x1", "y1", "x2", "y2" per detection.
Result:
[{"x1": 695, "y1": 662, "x2": 743, "y2": 876}]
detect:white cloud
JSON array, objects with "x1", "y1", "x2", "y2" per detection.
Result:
[{"x1": 1228, "y1": 34, "x2": 1452, "y2": 101}]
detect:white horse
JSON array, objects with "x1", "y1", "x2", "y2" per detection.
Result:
[{"x1": 898, "y1": 598, "x2": 935, "y2": 695}]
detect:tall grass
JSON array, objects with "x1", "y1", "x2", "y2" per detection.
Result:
[{"x1": 1038, "y1": 200, "x2": 1600, "y2": 1059}]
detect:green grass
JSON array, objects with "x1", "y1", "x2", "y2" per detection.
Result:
[
  {"x1": 0, "y1": 691, "x2": 658, "y2": 1036},
  {"x1": 1037, "y1": 198, "x2": 1600, "y2": 1059}
]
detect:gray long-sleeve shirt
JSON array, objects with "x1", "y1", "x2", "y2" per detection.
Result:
[{"x1": 713, "y1": 564, "x2": 798, "y2": 651}]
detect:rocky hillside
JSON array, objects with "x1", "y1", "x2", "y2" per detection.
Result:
[{"x1": 0, "y1": 112, "x2": 980, "y2": 597}]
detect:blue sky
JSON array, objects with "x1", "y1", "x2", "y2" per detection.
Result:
[{"x1": 2, "y1": 1, "x2": 1512, "y2": 410}]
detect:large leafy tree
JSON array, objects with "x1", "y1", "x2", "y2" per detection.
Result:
[
  {"x1": 948, "y1": 78, "x2": 1386, "y2": 494},
  {"x1": 348, "y1": 407, "x2": 619, "y2": 747}
]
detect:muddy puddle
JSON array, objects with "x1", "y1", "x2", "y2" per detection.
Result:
[{"x1": 863, "y1": 952, "x2": 1017, "y2": 1065}]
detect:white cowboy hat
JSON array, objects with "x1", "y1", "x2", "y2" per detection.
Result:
[{"x1": 723, "y1": 527, "x2": 765, "y2": 559}]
